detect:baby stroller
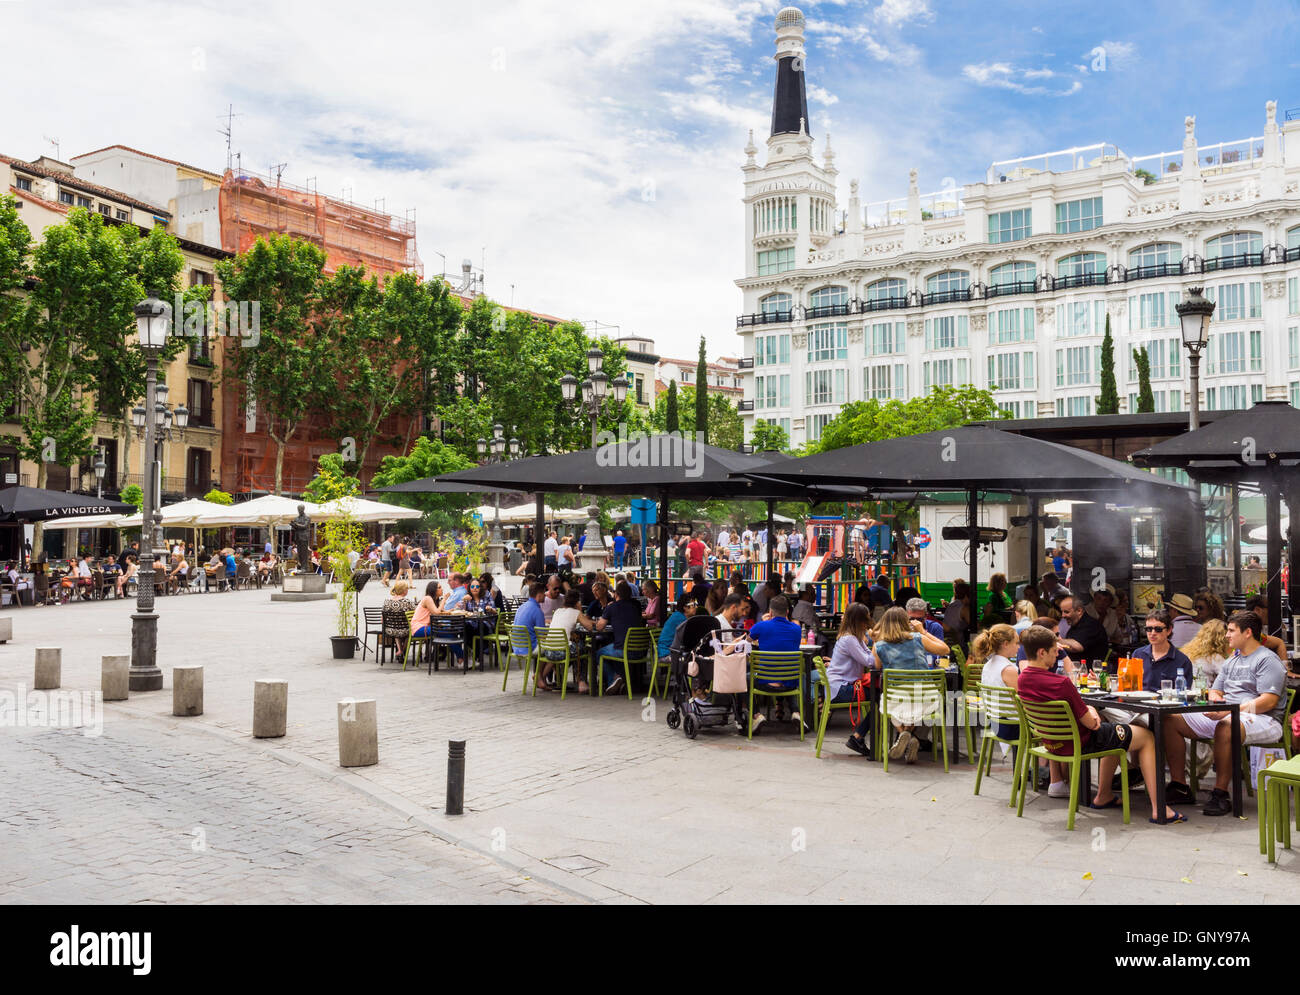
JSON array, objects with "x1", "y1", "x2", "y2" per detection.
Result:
[{"x1": 665, "y1": 627, "x2": 746, "y2": 739}]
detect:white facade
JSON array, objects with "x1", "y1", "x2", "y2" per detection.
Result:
[{"x1": 736, "y1": 9, "x2": 1300, "y2": 447}]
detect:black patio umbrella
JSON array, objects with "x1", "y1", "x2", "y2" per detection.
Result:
[
  {"x1": 0, "y1": 486, "x2": 136, "y2": 522},
  {"x1": 421, "y1": 437, "x2": 865, "y2": 622},
  {"x1": 1132, "y1": 401, "x2": 1300, "y2": 639},
  {"x1": 372, "y1": 479, "x2": 526, "y2": 496},
  {"x1": 740, "y1": 425, "x2": 1195, "y2": 628}
]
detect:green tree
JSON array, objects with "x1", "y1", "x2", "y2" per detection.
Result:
[
  {"x1": 809, "y1": 384, "x2": 1009, "y2": 454},
  {"x1": 203, "y1": 488, "x2": 233, "y2": 505},
  {"x1": 664, "y1": 380, "x2": 679, "y2": 434},
  {"x1": 121, "y1": 483, "x2": 144, "y2": 510},
  {"x1": 370, "y1": 435, "x2": 475, "y2": 533},
  {"x1": 1133, "y1": 346, "x2": 1155, "y2": 413},
  {"x1": 694, "y1": 337, "x2": 708, "y2": 445},
  {"x1": 1096, "y1": 314, "x2": 1119, "y2": 414},
  {"x1": 750, "y1": 419, "x2": 790, "y2": 453},
  {"x1": 215, "y1": 234, "x2": 336, "y2": 495},
  {"x1": 303, "y1": 452, "x2": 361, "y2": 504}
]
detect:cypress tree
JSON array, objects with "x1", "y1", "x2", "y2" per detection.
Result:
[
  {"x1": 695, "y1": 336, "x2": 709, "y2": 445},
  {"x1": 665, "y1": 380, "x2": 679, "y2": 434},
  {"x1": 1133, "y1": 346, "x2": 1156, "y2": 413},
  {"x1": 1096, "y1": 314, "x2": 1119, "y2": 414}
]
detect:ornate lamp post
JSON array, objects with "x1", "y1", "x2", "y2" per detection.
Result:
[
  {"x1": 93, "y1": 448, "x2": 107, "y2": 498},
  {"x1": 476, "y1": 423, "x2": 520, "y2": 574},
  {"x1": 559, "y1": 347, "x2": 629, "y2": 449},
  {"x1": 1176, "y1": 286, "x2": 1215, "y2": 431}
]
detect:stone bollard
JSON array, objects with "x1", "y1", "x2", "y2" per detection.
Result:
[
  {"x1": 337, "y1": 698, "x2": 378, "y2": 768},
  {"x1": 253, "y1": 679, "x2": 288, "y2": 738},
  {"x1": 34, "y1": 647, "x2": 60, "y2": 690},
  {"x1": 172, "y1": 665, "x2": 204, "y2": 717},
  {"x1": 101, "y1": 655, "x2": 129, "y2": 702},
  {"x1": 0, "y1": 617, "x2": 12, "y2": 643}
]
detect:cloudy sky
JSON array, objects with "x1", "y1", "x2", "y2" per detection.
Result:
[{"x1": 6, "y1": 0, "x2": 1299, "y2": 360}]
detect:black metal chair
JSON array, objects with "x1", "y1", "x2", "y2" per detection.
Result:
[
  {"x1": 429, "y1": 617, "x2": 467, "y2": 674},
  {"x1": 361, "y1": 606, "x2": 385, "y2": 661}
]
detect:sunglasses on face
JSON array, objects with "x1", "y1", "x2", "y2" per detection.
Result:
[{"x1": 1145, "y1": 625, "x2": 1166, "y2": 632}]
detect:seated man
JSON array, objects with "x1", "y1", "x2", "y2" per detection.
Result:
[
  {"x1": 1017, "y1": 624, "x2": 1183, "y2": 823},
  {"x1": 1163, "y1": 610, "x2": 1287, "y2": 815},
  {"x1": 747, "y1": 595, "x2": 805, "y2": 731},
  {"x1": 1057, "y1": 594, "x2": 1109, "y2": 670},
  {"x1": 595, "y1": 581, "x2": 647, "y2": 696},
  {"x1": 1244, "y1": 594, "x2": 1289, "y2": 660},
  {"x1": 752, "y1": 578, "x2": 780, "y2": 617},
  {"x1": 790, "y1": 586, "x2": 819, "y2": 632},
  {"x1": 905, "y1": 596, "x2": 947, "y2": 664},
  {"x1": 75, "y1": 554, "x2": 96, "y2": 598}
]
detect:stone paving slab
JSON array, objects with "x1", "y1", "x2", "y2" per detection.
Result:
[{"x1": 0, "y1": 586, "x2": 1295, "y2": 903}]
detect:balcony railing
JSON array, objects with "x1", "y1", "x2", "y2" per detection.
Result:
[
  {"x1": 1054, "y1": 271, "x2": 1108, "y2": 290},
  {"x1": 805, "y1": 302, "x2": 851, "y2": 319},
  {"x1": 736, "y1": 311, "x2": 794, "y2": 327},
  {"x1": 187, "y1": 407, "x2": 216, "y2": 429},
  {"x1": 862, "y1": 295, "x2": 909, "y2": 313},
  {"x1": 1202, "y1": 251, "x2": 1264, "y2": 273},
  {"x1": 1126, "y1": 262, "x2": 1183, "y2": 281},
  {"x1": 1287, "y1": 246, "x2": 1300, "y2": 263},
  {"x1": 737, "y1": 400, "x2": 754, "y2": 413},
  {"x1": 921, "y1": 288, "x2": 973, "y2": 306},
  {"x1": 985, "y1": 279, "x2": 1036, "y2": 299},
  {"x1": 737, "y1": 357, "x2": 754, "y2": 370}
]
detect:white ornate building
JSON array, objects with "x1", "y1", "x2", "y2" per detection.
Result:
[{"x1": 737, "y1": 7, "x2": 1300, "y2": 446}]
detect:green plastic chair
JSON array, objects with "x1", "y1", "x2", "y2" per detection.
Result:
[
  {"x1": 598, "y1": 628, "x2": 649, "y2": 699},
  {"x1": 1015, "y1": 696, "x2": 1131, "y2": 830},
  {"x1": 1189, "y1": 687, "x2": 1295, "y2": 797},
  {"x1": 948, "y1": 644, "x2": 967, "y2": 667},
  {"x1": 811, "y1": 656, "x2": 869, "y2": 758},
  {"x1": 960, "y1": 661, "x2": 983, "y2": 764},
  {"x1": 502, "y1": 624, "x2": 535, "y2": 692},
  {"x1": 877, "y1": 669, "x2": 948, "y2": 772},
  {"x1": 535, "y1": 625, "x2": 574, "y2": 699},
  {"x1": 973, "y1": 683, "x2": 1027, "y2": 806},
  {"x1": 647, "y1": 645, "x2": 673, "y2": 699},
  {"x1": 401, "y1": 610, "x2": 433, "y2": 671},
  {"x1": 490, "y1": 609, "x2": 515, "y2": 670},
  {"x1": 1257, "y1": 754, "x2": 1300, "y2": 863},
  {"x1": 748, "y1": 650, "x2": 805, "y2": 741}
]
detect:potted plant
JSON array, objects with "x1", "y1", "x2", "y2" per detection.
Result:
[{"x1": 308, "y1": 456, "x2": 363, "y2": 659}]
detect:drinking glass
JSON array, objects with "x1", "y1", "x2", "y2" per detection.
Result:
[{"x1": 1160, "y1": 679, "x2": 1173, "y2": 702}]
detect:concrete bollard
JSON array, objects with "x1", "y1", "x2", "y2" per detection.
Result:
[
  {"x1": 0, "y1": 617, "x2": 12, "y2": 643},
  {"x1": 102, "y1": 655, "x2": 129, "y2": 702},
  {"x1": 34, "y1": 647, "x2": 60, "y2": 690},
  {"x1": 172, "y1": 665, "x2": 204, "y2": 717},
  {"x1": 337, "y1": 698, "x2": 378, "y2": 768},
  {"x1": 253, "y1": 679, "x2": 288, "y2": 738}
]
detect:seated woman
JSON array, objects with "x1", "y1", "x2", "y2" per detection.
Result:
[
  {"x1": 409, "y1": 546, "x2": 424, "y2": 577},
  {"x1": 970, "y1": 623, "x2": 1021, "y2": 743},
  {"x1": 982, "y1": 572, "x2": 1013, "y2": 625},
  {"x1": 116, "y1": 555, "x2": 138, "y2": 597},
  {"x1": 832, "y1": 603, "x2": 877, "y2": 758},
  {"x1": 641, "y1": 579, "x2": 660, "y2": 624},
  {"x1": 383, "y1": 580, "x2": 417, "y2": 660},
  {"x1": 1013, "y1": 600, "x2": 1037, "y2": 633},
  {"x1": 871, "y1": 606, "x2": 951, "y2": 764},
  {"x1": 540, "y1": 590, "x2": 585, "y2": 692},
  {"x1": 413, "y1": 581, "x2": 467, "y2": 665}
]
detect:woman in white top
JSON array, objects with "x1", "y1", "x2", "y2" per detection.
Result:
[
  {"x1": 541, "y1": 590, "x2": 585, "y2": 692},
  {"x1": 970, "y1": 622, "x2": 1021, "y2": 745}
]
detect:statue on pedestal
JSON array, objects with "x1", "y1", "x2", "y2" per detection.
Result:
[{"x1": 291, "y1": 504, "x2": 312, "y2": 573}]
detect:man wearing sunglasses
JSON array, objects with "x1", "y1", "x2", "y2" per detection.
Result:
[{"x1": 1133, "y1": 609, "x2": 1193, "y2": 693}]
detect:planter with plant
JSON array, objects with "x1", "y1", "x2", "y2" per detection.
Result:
[{"x1": 312, "y1": 467, "x2": 363, "y2": 660}]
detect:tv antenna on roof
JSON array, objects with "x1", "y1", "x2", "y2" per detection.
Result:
[
  {"x1": 43, "y1": 136, "x2": 60, "y2": 160},
  {"x1": 218, "y1": 104, "x2": 243, "y2": 172}
]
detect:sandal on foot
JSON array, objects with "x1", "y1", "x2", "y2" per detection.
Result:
[{"x1": 1149, "y1": 810, "x2": 1187, "y2": 824}]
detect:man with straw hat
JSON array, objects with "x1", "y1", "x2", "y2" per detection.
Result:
[{"x1": 1165, "y1": 593, "x2": 1201, "y2": 649}]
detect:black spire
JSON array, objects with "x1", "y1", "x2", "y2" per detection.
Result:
[{"x1": 769, "y1": 7, "x2": 809, "y2": 138}]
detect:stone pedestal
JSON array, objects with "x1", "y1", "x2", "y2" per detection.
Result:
[
  {"x1": 34, "y1": 647, "x2": 60, "y2": 690},
  {"x1": 338, "y1": 698, "x2": 378, "y2": 767},
  {"x1": 172, "y1": 665, "x2": 204, "y2": 716},
  {"x1": 101, "y1": 655, "x2": 129, "y2": 701},
  {"x1": 253, "y1": 679, "x2": 288, "y2": 738},
  {"x1": 283, "y1": 574, "x2": 327, "y2": 593},
  {"x1": 0, "y1": 617, "x2": 12, "y2": 643}
]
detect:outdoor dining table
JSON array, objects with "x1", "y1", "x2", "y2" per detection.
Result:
[
  {"x1": 1078, "y1": 690, "x2": 1243, "y2": 825},
  {"x1": 859, "y1": 666, "x2": 964, "y2": 764}
]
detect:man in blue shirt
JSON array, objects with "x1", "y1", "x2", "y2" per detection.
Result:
[
  {"x1": 1132, "y1": 609, "x2": 1191, "y2": 693},
  {"x1": 443, "y1": 573, "x2": 470, "y2": 612},
  {"x1": 224, "y1": 548, "x2": 237, "y2": 586},
  {"x1": 612, "y1": 530, "x2": 627, "y2": 570},
  {"x1": 515, "y1": 582, "x2": 547, "y2": 650},
  {"x1": 748, "y1": 595, "x2": 805, "y2": 730}
]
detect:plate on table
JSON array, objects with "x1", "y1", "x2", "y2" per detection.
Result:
[{"x1": 1113, "y1": 689, "x2": 1157, "y2": 699}]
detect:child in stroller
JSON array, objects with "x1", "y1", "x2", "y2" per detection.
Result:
[{"x1": 665, "y1": 604, "x2": 750, "y2": 738}]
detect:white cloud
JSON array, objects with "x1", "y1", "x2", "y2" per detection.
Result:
[
  {"x1": 874, "y1": 0, "x2": 933, "y2": 26},
  {"x1": 1093, "y1": 39, "x2": 1137, "y2": 68},
  {"x1": 808, "y1": 85, "x2": 840, "y2": 106},
  {"x1": 963, "y1": 61, "x2": 1083, "y2": 97}
]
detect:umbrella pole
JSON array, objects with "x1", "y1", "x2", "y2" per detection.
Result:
[
  {"x1": 1027, "y1": 496, "x2": 1039, "y2": 589},
  {"x1": 1266, "y1": 471, "x2": 1283, "y2": 644},
  {"x1": 535, "y1": 492, "x2": 545, "y2": 575},
  {"x1": 968, "y1": 489, "x2": 980, "y2": 636},
  {"x1": 659, "y1": 491, "x2": 669, "y2": 625},
  {"x1": 766, "y1": 499, "x2": 775, "y2": 582},
  {"x1": 1231, "y1": 483, "x2": 1242, "y2": 596}
]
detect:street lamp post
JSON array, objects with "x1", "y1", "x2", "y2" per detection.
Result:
[
  {"x1": 476, "y1": 423, "x2": 521, "y2": 574},
  {"x1": 559, "y1": 347, "x2": 629, "y2": 449},
  {"x1": 1176, "y1": 286, "x2": 1215, "y2": 431},
  {"x1": 93, "y1": 448, "x2": 106, "y2": 498}
]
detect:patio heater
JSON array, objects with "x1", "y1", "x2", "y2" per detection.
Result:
[{"x1": 1176, "y1": 286, "x2": 1215, "y2": 431}]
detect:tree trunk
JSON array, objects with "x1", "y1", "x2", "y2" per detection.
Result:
[
  {"x1": 32, "y1": 460, "x2": 46, "y2": 559},
  {"x1": 274, "y1": 438, "x2": 285, "y2": 496}
]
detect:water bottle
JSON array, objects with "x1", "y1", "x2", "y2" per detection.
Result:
[{"x1": 1175, "y1": 667, "x2": 1187, "y2": 701}]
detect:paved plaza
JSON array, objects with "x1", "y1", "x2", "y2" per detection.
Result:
[{"x1": 1, "y1": 585, "x2": 1295, "y2": 904}]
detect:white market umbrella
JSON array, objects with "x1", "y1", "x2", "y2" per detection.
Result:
[
  {"x1": 469, "y1": 502, "x2": 554, "y2": 525},
  {"x1": 316, "y1": 497, "x2": 420, "y2": 524},
  {"x1": 42, "y1": 512, "x2": 128, "y2": 530},
  {"x1": 1248, "y1": 519, "x2": 1287, "y2": 543},
  {"x1": 193, "y1": 495, "x2": 334, "y2": 528},
  {"x1": 117, "y1": 498, "x2": 235, "y2": 529}
]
